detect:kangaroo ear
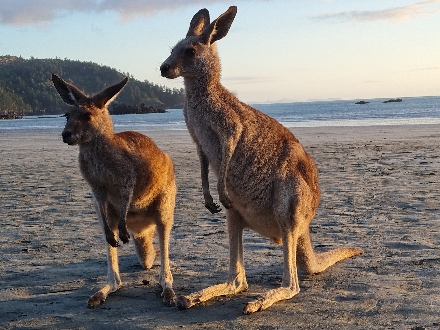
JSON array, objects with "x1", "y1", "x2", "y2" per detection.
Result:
[
  {"x1": 52, "y1": 74, "x2": 88, "y2": 106},
  {"x1": 92, "y1": 77, "x2": 128, "y2": 109},
  {"x1": 187, "y1": 8, "x2": 210, "y2": 37},
  {"x1": 200, "y1": 6, "x2": 237, "y2": 45}
]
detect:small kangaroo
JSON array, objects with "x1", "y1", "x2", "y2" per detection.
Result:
[
  {"x1": 52, "y1": 74, "x2": 176, "y2": 307},
  {"x1": 160, "y1": 6, "x2": 363, "y2": 314}
]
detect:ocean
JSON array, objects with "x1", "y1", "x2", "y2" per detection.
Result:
[{"x1": 0, "y1": 96, "x2": 439, "y2": 132}]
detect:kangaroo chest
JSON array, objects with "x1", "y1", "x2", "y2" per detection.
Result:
[
  {"x1": 78, "y1": 149, "x2": 124, "y2": 188},
  {"x1": 188, "y1": 117, "x2": 282, "y2": 239},
  {"x1": 184, "y1": 105, "x2": 222, "y2": 172}
]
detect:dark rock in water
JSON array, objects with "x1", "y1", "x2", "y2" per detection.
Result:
[
  {"x1": 383, "y1": 98, "x2": 402, "y2": 103},
  {"x1": 355, "y1": 101, "x2": 370, "y2": 104},
  {"x1": 110, "y1": 103, "x2": 167, "y2": 115}
]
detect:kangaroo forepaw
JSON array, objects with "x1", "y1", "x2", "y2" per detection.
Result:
[
  {"x1": 106, "y1": 234, "x2": 120, "y2": 248},
  {"x1": 218, "y1": 190, "x2": 233, "y2": 209},
  {"x1": 205, "y1": 201, "x2": 221, "y2": 213},
  {"x1": 119, "y1": 227, "x2": 130, "y2": 244},
  {"x1": 219, "y1": 195, "x2": 233, "y2": 209}
]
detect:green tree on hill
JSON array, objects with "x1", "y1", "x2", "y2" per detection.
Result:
[{"x1": 0, "y1": 55, "x2": 184, "y2": 116}]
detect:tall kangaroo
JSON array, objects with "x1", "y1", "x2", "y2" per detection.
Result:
[
  {"x1": 160, "y1": 6, "x2": 363, "y2": 314},
  {"x1": 52, "y1": 74, "x2": 176, "y2": 307}
]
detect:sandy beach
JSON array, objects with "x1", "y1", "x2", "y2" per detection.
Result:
[{"x1": 0, "y1": 125, "x2": 439, "y2": 329}]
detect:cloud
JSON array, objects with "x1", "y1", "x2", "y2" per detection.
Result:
[
  {"x1": 0, "y1": 0, "x2": 233, "y2": 27},
  {"x1": 313, "y1": 0, "x2": 440, "y2": 23},
  {"x1": 97, "y1": 0, "x2": 230, "y2": 22},
  {"x1": 0, "y1": 0, "x2": 94, "y2": 27}
]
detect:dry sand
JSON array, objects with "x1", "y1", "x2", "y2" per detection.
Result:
[{"x1": 0, "y1": 125, "x2": 439, "y2": 329}]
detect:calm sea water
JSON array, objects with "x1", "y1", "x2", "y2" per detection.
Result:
[{"x1": 1, "y1": 96, "x2": 439, "y2": 132}]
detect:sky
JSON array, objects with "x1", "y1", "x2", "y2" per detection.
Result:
[{"x1": 1, "y1": 0, "x2": 439, "y2": 103}]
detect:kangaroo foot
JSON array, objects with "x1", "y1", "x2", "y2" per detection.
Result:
[
  {"x1": 162, "y1": 287, "x2": 176, "y2": 306},
  {"x1": 176, "y1": 295, "x2": 194, "y2": 310},
  {"x1": 87, "y1": 291, "x2": 106, "y2": 308},
  {"x1": 176, "y1": 279, "x2": 248, "y2": 310},
  {"x1": 243, "y1": 286, "x2": 299, "y2": 314},
  {"x1": 87, "y1": 283, "x2": 122, "y2": 308}
]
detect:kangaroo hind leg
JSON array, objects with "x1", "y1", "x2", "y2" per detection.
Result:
[
  {"x1": 296, "y1": 230, "x2": 363, "y2": 275},
  {"x1": 133, "y1": 224, "x2": 157, "y2": 270},
  {"x1": 154, "y1": 190, "x2": 177, "y2": 305},
  {"x1": 88, "y1": 229, "x2": 122, "y2": 308},
  {"x1": 177, "y1": 208, "x2": 248, "y2": 309},
  {"x1": 243, "y1": 212, "x2": 302, "y2": 314}
]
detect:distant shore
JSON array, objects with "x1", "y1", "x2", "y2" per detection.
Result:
[
  {"x1": 110, "y1": 104, "x2": 167, "y2": 115},
  {"x1": 0, "y1": 114, "x2": 23, "y2": 120},
  {"x1": 0, "y1": 125, "x2": 439, "y2": 329},
  {"x1": 0, "y1": 105, "x2": 167, "y2": 120}
]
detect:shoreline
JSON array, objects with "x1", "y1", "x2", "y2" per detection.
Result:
[
  {"x1": 1, "y1": 120, "x2": 440, "y2": 133},
  {"x1": 0, "y1": 125, "x2": 439, "y2": 329}
]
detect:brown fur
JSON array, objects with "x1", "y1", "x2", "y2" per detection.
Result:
[
  {"x1": 160, "y1": 6, "x2": 363, "y2": 314},
  {"x1": 52, "y1": 74, "x2": 176, "y2": 307}
]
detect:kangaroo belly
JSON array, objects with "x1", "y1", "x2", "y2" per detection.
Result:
[
  {"x1": 244, "y1": 213, "x2": 281, "y2": 240},
  {"x1": 105, "y1": 200, "x2": 157, "y2": 232},
  {"x1": 227, "y1": 190, "x2": 281, "y2": 239}
]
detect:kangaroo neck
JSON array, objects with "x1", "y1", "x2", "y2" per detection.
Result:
[
  {"x1": 78, "y1": 130, "x2": 114, "y2": 153},
  {"x1": 183, "y1": 49, "x2": 223, "y2": 99},
  {"x1": 183, "y1": 75, "x2": 224, "y2": 102}
]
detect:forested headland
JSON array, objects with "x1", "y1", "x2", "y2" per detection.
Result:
[{"x1": 0, "y1": 55, "x2": 184, "y2": 118}]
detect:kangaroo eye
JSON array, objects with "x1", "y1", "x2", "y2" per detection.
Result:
[{"x1": 185, "y1": 48, "x2": 196, "y2": 57}]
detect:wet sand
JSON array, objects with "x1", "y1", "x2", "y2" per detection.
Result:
[{"x1": 0, "y1": 125, "x2": 439, "y2": 329}]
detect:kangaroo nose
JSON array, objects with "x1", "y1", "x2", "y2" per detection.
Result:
[
  {"x1": 62, "y1": 131, "x2": 71, "y2": 142},
  {"x1": 160, "y1": 63, "x2": 170, "y2": 77}
]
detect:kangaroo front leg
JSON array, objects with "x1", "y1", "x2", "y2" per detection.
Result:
[
  {"x1": 217, "y1": 123, "x2": 242, "y2": 209},
  {"x1": 118, "y1": 184, "x2": 134, "y2": 244},
  {"x1": 94, "y1": 196, "x2": 119, "y2": 248},
  {"x1": 117, "y1": 213, "x2": 130, "y2": 245},
  {"x1": 243, "y1": 224, "x2": 300, "y2": 314},
  {"x1": 88, "y1": 237, "x2": 122, "y2": 307},
  {"x1": 198, "y1": 147, "x2": 221, "y2": 213},
  {"x1": 177, "y1": 209, "x2": 248, "y2": 309}
]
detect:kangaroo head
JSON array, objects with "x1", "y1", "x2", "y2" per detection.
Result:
[
  {"x1": 160, "y1": 6, "x2": 237, "y2": 80},
  {"x1": 52, "y1": 74, "x2": 128, "y2": 145}
]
